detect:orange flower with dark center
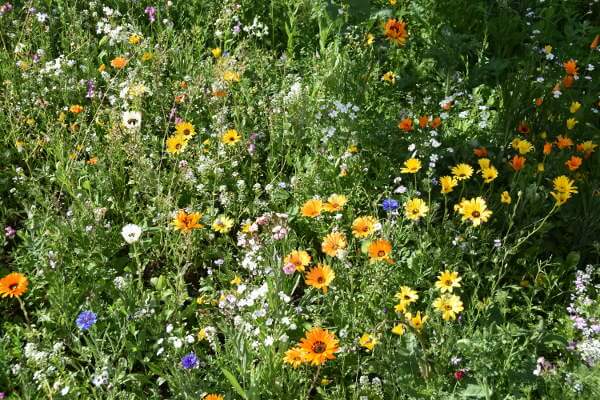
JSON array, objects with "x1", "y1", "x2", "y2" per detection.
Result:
[
  {"x1": 473, "y1": 147, "x2": 488, "y2": 158},
  {"x1": 299, "y1": 327, "x2": 339, "y2": 365},
  {"x1": 0, "y1": 272, "x2": 29, "y2": 298},
  {"x1": 509, "y1": 155, "x2": 526, "y2": 171},
  {"x1": 305, "y1": 264, "x2": 335, "y2": 293},
  {"x1": 564, "y1": 59, "x2": 578, "y2": 76},
  {"x1": 172, "y1": 210, "x2": 203, "y2": 232},
  {"x1": 383, "y1": 18, "x2": 408, "y2": 46},
  {"x1": 321, "y1": 232, "x2": 347, "y2": 257},
  {"x1": 556, "y1": 135, "x2": 573, "y2": 150},
  {"x1": 517, "y1": 122, "x2": 530, "y2": 134},
  {"x1": 398, "y1": 117, "x2": 413, "y2": 132},
  {"x1": 565, "y1": 156, "x2": 582, "y2": 171},
  {"x1": 368, "y1": 239, "x2": 393, "y2": 263}
]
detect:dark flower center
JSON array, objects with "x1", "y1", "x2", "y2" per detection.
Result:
[
  {"x1": 128, "y1": 119, "x2": 138, "y2": 125},
  {"x1": 175, "y1": 143, "x2": 181, "y2": 149},
  {"x1": 9, "y1": 283, "x2": 18, "y2": 291},
  {"x1": 317, "y1": 276, "x2": 325, "y2": 284},
  {"x1": 312, "y1": 341, "x2": 326, "y2": 353},
  {"x1": 472, "y1": 211, "x2": 480, "y2": 218},
  {"x1": 183, "y1": 129, "x2": 190, "y2": 135},
  {"x1": 377, "y1": 250, "x2": 386, "y2": 257}
]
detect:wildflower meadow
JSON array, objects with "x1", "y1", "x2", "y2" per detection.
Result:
[{"x1": 2, "y1": 0, "x2": 600, "y2": 399}]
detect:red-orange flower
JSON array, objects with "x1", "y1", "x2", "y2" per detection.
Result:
[
  {"x1": 543, "y1": 142, "x2": 553, "y2": 155},
  {"x1": 565, "y1": 156, "x2": 582, "y2": 171},
  {"x1": 473, "y1": 147, "x2": 488, "y2": 158},
  {"x1": 510, "y1": 155, "x2": 526, "y2": 171},
  {"x1": 517, "y1": 122, "x2": 530, "y2": 134},
  {"x1": 535, "y1": 97, "x2": 544, "y2": 107},
  {"x1": 430, "y1": 116, "x2": 442, "y2": 129},
  {"x1": 562, "y1": 75, "x2": 574, "y2": 89},
  {"x1": 418, "y1": 115, "x2": 429, "y2": 128},
  {"x1": 383, "y1": 19, "x2": 408, "y2": 46},
  {"x1": 564, "y1": 59, "x2": 578, "y2": 76},
  {"x1": 398, "y1": 118, "x2": 413, "y2": 132},
  {"x1": 591, "y1": 34, "x2": 600, "y2": 50},
  {"x1": 0, "y1": 272, "x2": 29, "y2": 298}
]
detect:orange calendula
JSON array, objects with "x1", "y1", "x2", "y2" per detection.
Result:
[
  {"x1": 299, "y1": 327, "x2": 339, "y2": 365},
  {"x1": 172, "y1": 210, "x2": 203, "y2": 232},
  {"x1": 0, "y1": 272, "x2": 29, "y2": 298},
  {"x1": 305, "y1": 264, "x2": 335, "y2": 293},
  {"x1": 383, "y1": 18, "x2": 408, "y2": 46}
]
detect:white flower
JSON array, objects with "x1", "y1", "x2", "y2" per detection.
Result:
[
  {"x1": 122, "y1": 111, "x2": 142, "y2": 130},
  {"x1": 121, "y1": 224, "x2": 142, "y2": 244}
]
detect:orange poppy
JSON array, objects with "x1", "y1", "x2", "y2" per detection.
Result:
[
  {"x1": 418, "y1": 115, "x2": 429, "y2": 128},
  {"x1": 509, "y1": 155, "x2": 526, "y2": 171},
  {"x1": 565, "y1": 156, "x2": 582, "y2": 171},
  {"x1": 398, "y1": 118, "x2": 413, "y2": 132},
  {"x1": 430, "y1": 116, "x2": 442, "y2": 129},
  {"x1": 564, "y1": 59, "x2": 578, "y2": 76}
]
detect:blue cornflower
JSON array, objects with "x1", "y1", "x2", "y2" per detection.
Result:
[
  {"x1": 76, "y1": 311, "x2": 97, "y2": 330},
  {"x1": 381, "y1": 198, "x2": 399, "y2": 212},
  {"x1": 181, "y1": 352, "x2": 198, "y2": 369}
]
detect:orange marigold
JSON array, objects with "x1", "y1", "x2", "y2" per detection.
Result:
[{"x1": 383, "y1": 18, "x2": 408, "y2": 46}]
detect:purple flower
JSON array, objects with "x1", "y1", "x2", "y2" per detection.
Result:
[
  {"x1": 0, "y1": 392, "x2": 5, "y2": 399},
  {"x1": 0, "y1": 3, "x2": 13, "y2": 16},
  {"x1": 181, "y1": 352, "x2": 198, "y2": 369},
  {"x1": 4, "y1": 225, "x2": 16, "y2": 239},
  {"x1": 76, "y1": 311, "x2": 97, "y2": 330},
  {"x1": 282, "y1": 262, "x2": 296, "y2": 275},
  {"x1": 144, "y1": 6, "x2": 156, "y2": 23},
  {"x1": 381, "y1": 198, "x2": 398, "y2": 212},
  {"x1": 86, "y1": 80, "x2": 95, "y2": 99}
]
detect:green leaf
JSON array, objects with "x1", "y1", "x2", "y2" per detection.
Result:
[
  {"x1": 221, "y1": 368, "x2": 248, "y2": 400},
  {"x1": 462, "y1": 384, "x2": 491, "y2": 398}
]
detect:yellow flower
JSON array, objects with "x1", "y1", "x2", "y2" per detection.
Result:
[
  {"x1": 382, "y1": 71, "x2": 396, "y2": 84},
  {"x1": 351, "y1": 216, "x2": 377, "y2": 238},
  {"x1": 516, "y1": 140, "x2": 534, "y2": 155},
  {"x1": 223, "y1": 70, "x2": 240, "y2": 82},
  {"x1": 405, "y1": 311, "x2": 427, "y2": 331},
  {"x1": 175, "y1": 121, "x2": 196, "y2": 139},
  {"x1": 435, "y1": 270, "x2": 462, "y2": 293},
  {"x1": 321, "y1": 232, "x2": 347, "y2": 258},
  {"x1": 552, "y1": 175, "x2": 578, "y2": 194},
  {"x1": 394, "y1": 286, "x2": 418, "y2": 312},
  {"x1": 404, "y1": 198, "x2": 428, "y2": 221},
  {"x1": 284, "y1": 250, "x2": 312, "y2": 272},
  {"x1": 69, "y1": 105, "x2": 84, "y2": 114},
  {"x1": 537, "y1": 163, "x2": 545, "y2": 172},
  {"x1": 570, "y1": 101, "x2": 581, "y2": 113},
  {"x1": 440, "y1": 176, "x2": 458, "y2": 194},
  {"x1": 359, "y1": 333, "x2": 378, "y2": 351},
  {"x1": 401, "y1": 158, "x2": 421, "y2": 174},
  {"x1": 543, "y1": 44, "x2": 552, "y2": 54},
  {"x1": 566, "y1": 118, "x2": 578, "y2": 130},
  {"x1": 166, "y1": 134, "x2": 188, "y2": 154},
  {"x1": 211, "y1": 215, "x2": 234, "y2": 233},
  {"x1": 211, "y1": 47, "x2": 222, "y2": 58},
  {"x1": 500, "y1": 191, "x2": 512, "y2": 204},
  {"x1": 481, "y1": 166, "x2": 498, "y2": 183},
  {"x1": 433, "y1": 294, "x2": 464, "y2": 321},
  {"x1": 221, "y1": 129, "x2": 241, "y2": 145},
  {"x1": 451, "y1": 163, "x2": 473, "y2": 180},
  {"x1": 301, "y1": 199, "x2": 323, "y2": 218},
  {"x1": 283, "y1": 347, "x2": 307, "y2": 368},
  {"x1": 550, "y1": 191, "x2": 572, "y2": 206},
  {"x1": 230, "y1": 275, "x2": 242, "y2": 286},
  {"x1": 456, "y1": 197, "x2": 492, "y2": 226},
  {"x1": 128, "y1": 34, "x2": 142, "y2": 45},
  {"x1": 477, "y1": 158, "x2": 491, "y2": 170},
  {"x1": 323, "y1": 194, "x2": 348, "y2": 212},
  {"x1": 142, "y1": 52, "x2": 154, "y2": 61},
  {"x1": 391, "y1": 324, "x2": 405, "y2": 335},
  {"x1": 367, "y1": 239, "x2": 393, "y2": 264},
  {"x1": 366, "y1": 33, "x2": 375, "y2": 45}
]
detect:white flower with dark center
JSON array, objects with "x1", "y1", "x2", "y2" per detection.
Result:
[
  {"x1": 121, "y1": 224, "x2": 142, "y2": 244},
  {"x1": 122, "y1": 111, "x2": 142, "y2": 130}
]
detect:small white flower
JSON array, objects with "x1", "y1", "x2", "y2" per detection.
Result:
[
  {"x1": 122, "y1": 111, "x2": 142, "y2": 130},
  {"x1": 121, "y1": 224, "x2": 142, "y2": 244}
]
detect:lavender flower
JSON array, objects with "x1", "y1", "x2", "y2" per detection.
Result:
[
  {"x1": 181, "y1": 352, "x2": 198, "y2": 369},
  {"x1": 76, "y1": 311, "x2": 97, "y2": 330},
  {"x1": 144, "y1": 6, "x2": 156, "y2": 23},
  {"x1": 4, "y1": 225, "x2": 16, "y2": 239},
  {"x1": 86, "y1": 80, "x2": 95, "y2": 99}
]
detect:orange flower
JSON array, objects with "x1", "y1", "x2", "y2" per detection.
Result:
[
  {"x1": 556, "y1": 135, "x2": 573, "y2": 150},
  {"x1": 368, "y1": 239, "x2": 394, "y2": 264},
  {"x1": 398, "y1": 118, "x2": 413, "y2": 132},
  {"x1": 172, "y1": 210, "x2": 203, "y2": 232},
  {"x1": 110, "y1": 56, "x2": 128, "y2": 69},
  {"x1": 509, "y1": 155, "x2": 526, "y2": 171},
  {"x1": 305, "y1": 264, "x2": 335, "y2": 294},
  {"x1": 301, "y1": 199, "x2": 323, "y2": 218},
  {"x1": 535, "y1": 97, "x2": 544, "y2": 107},
  {"x1": 562, "y1": 75, "x2": 574, "y2": 89},
  {"x1": 418, "y1": 115, "x2": 429, "y2": 128},
  {"x1": 517, "y1": 122, "x2": 530, "y2": 134},
  {"x1": 86, "y1": 157, "x2": 98, "y2": 165},
  {"x1": 299, "y1": 327, "x2": 339, "y2": 365},
  {"x1": 543, "y1": 142, "x2": 553, "y2": 155},
  {"x1": 473, "y1": 147, "x2": 488, "y2": 158},
  {"x1": 0, "y1": 272, "x2": 29, "y2": 298},
  {"x1": 591, "y1": 34, "x2": 600, "y2": 49},
  {"x1": 565, "y1": 155, "x2": 582, "y2": 171},
  {"x1": 321, "y1": 232, "x2": 347, "y2": 257},
  {"x1": 430, "y1": 116, "x2": 442, "y2": 129},
  {"x1": 564, "y1": 59, "x2": 578, "y2": 76},
  {"x1": 383, "y1": 18, "x2": 408, "y2": 46},
  {"x1": 69, "y1": 105, "x2": 84, "y2": 114}
]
